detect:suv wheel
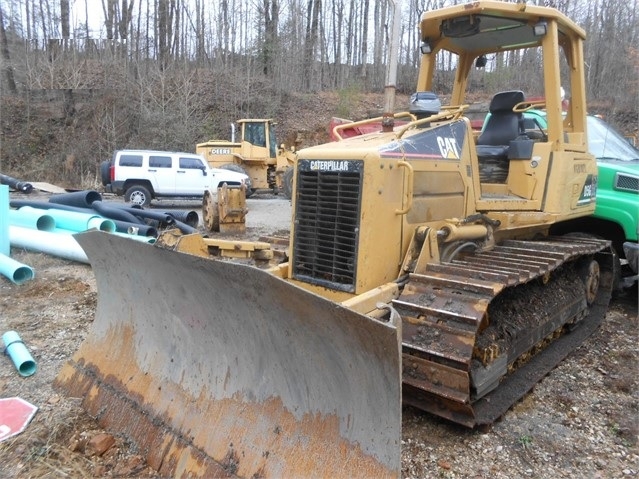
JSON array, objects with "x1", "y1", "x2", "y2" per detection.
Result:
[{"x1": 125, "y1": 185, "x2": 152, "y2": 207}]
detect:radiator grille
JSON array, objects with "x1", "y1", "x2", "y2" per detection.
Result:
[
  {"x1": 292, "y1": 161, "x2": 363, "y2": 292},
  {"x1": 615, "y1": 173, "x2": 639, "y2": 193}
]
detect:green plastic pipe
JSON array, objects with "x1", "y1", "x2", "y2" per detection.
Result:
[
  {"x1": 2, "y1": 330, "x2": 37, "y2": 377},
  {"x1": 0, "y1": 185, "x2": 8, "y2": 256},
  {"x1": 18, "y1": 206, "x2": 115, "y2": 232},
  {"x1": 8, "y1": 208, "x2": 56, "y2": 231},
  {"x1": 0, "y1": 253, "x2": 34, "y2": 285}
]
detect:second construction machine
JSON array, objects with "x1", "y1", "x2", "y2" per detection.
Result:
[
  {"x1": 196, "y1": 118, "x2": 297, "y2": 198},
  {"x1": 56, "y1": 2, "x2": 615, "y2": 478}
]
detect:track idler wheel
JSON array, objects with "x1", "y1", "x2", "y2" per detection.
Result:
[
  {"x1": 581, "y1": 259, "x2": 601, "y2": 306},
  {"x1": 202, "y1": 190, "x2": 220, "y2": 232}
]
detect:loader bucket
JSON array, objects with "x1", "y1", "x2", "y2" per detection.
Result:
[{"x1": 55, "y1": 231, "x2": 401, "y2": 478}]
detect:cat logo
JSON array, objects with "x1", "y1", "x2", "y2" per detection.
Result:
[{"x1": 437, "y1": 137, "x2": 460, "y2": 159}]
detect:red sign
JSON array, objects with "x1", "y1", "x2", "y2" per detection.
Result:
[{"x1": 0, "y1": 397, "x2": 38, "y2": 442}]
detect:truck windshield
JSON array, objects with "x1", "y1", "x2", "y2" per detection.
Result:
[{"x1": 587, "y1": 116, "x2": 639, "y2": 162}]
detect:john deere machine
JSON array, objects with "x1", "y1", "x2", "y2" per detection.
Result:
[
  {"x1": 56, "y1": 2, "x2": 615, "y2": 478},
  {"x1": 196, "y1": 118, "x2": 298, "y2": 198}
]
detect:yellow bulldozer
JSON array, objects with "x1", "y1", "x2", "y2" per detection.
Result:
[
  {"x1": 196, "y1": 118, "x2": 298, "y2": 198},
  {"x1": 56, "y1": 2, "x2": 616, "y2": 477}
]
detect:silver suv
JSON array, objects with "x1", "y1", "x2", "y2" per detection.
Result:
[{"x1": 100, "y1": 149, "x2": 249, "y2": 206}]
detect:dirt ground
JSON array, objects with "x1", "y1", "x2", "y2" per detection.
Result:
[{"x1": 0, "y1": 191, "x2": 637, "y2": 478}]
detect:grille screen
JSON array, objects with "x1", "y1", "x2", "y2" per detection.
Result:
[
  {"x1": 292, "y1": 160, "x2": 363, "y2": 292},
  {"x1": 615, "y1": 174, "x2": 639, "y2": 193}
]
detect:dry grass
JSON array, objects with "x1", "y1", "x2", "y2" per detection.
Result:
[{"x1": 0, "y1": 400, "x2": 95, "y2": 478}]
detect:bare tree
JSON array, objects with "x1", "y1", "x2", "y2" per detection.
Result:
[
  {"x1": 60, "y1": 0, "x2": 69, "y2": 38},
  {"x1": 0, "y1": 5, "x2": 17, "y2": 93},
  {"x1": 303, "y1": 0, "x2": 321, "y2": 90},
  {"x1": 262, "y1": 0, "x2": 280, "y2": 77},
  {"x1": 102, "y1": 0, "x2": 116, "y2": 39}
]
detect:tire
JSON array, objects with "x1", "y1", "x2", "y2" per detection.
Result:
[
  {"x1": 125, "y1": 184, "x2": 152, "y2": 207},
  {"x1": 100, "y1": 160, "x2": 112, "y2": 186},
  {"x1": 282, "y1": 167, "x2": 294, "y2": 200},
  {"x1": 220, "y1": 163, "x2": 255, "y2": 197}
]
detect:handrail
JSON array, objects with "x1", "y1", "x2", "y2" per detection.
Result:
[
  {"x1": 395, "y1": 105, "x2": 468, "y2": 139},
  {"x1": 395, "y1": 160, "x2": 414, "y2": 215},
  {"x1": 513, "y1": 100, "x2": 546, "y2": 112},
  {"x1": 331, "y1": 112, "x2": 417, "y2": 141}
]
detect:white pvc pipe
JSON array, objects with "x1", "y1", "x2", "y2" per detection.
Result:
[
  {"x1": 9, "y1": 226, "x2": 89, "y2": 264},
  {"x1": 111, "y1": 232, "x2": 157, "y2": 244}
]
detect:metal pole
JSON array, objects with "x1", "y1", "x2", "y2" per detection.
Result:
[{"x1": 382, "y1": 0, "x2": 402, "y2": 132}]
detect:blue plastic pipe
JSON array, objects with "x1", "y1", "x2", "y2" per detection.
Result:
[
  {"x1": 0, "y1": 185, "x2": 8, "y2": 256},
  {"x1": 0, "y1": 253, "x2": 34, "y2": 285},
  {"x1": 2, "y1": 330, "x2": 37, "y2": 377},
  {"x1": 18, "y1": 206, "x2": 115, "y2": 232},
  {"x1": 8, "y1": 208, "x2": 56, "y2": 231}
]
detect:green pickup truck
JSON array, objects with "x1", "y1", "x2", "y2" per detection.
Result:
[{"x1": 516, "y1": 111, "x2": 638, "y2": 286}]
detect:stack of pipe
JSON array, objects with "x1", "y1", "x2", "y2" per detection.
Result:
[
  {"x1": 11, "y1": 190, "x2": 200, "y2": 235},
  {"x1": 2, "y1": 189, "x2": 201, "y2": 284}
]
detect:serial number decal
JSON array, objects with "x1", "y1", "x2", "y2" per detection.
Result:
[
  {"x1": 210, "y1": 148, "x2": 232, "y2": 155},
  {"x1": 309, "y1": 160, "x2": 351, "y2": 171},
  {"x1": 577, "y1": 174, "x2": 598, "y2": 205},
  {"x1": 574, "y1": 163, "x2": 587, "y2": 173}
]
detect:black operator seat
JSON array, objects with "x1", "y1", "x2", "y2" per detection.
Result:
[{"x1": 476, "y1": 90, "x2": 525, "y2": 183}]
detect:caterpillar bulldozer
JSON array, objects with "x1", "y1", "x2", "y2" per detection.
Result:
[
  {"x1": 196, "y1": 119, "x2": 298, "y2": 198},
  {"x1": 55, "y1": 2, "x2": 616, "y2": 478}
]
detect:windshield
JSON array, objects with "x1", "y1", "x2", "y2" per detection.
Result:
[{"x1": 587, "y1": 116, "x2": 639, "y2": 161}]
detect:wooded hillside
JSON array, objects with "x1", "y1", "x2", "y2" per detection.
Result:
[{"x1": 0, "y1": 0, "x2": 637, "y2": 188}]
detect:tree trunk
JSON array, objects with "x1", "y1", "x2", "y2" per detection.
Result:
[
  {"x1": 61, "y1": 0, "x2": 70, "y2": 38},
  {"x1": 0, "y1": 5, "x2": 17, "y2": 94},
  {"x1": 360, "y1": 0, "x2": 369, "y2": 79}
]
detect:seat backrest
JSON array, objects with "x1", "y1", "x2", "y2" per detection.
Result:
[{"x1": 477, "y1": 90, "x2": 525, "y2": 146}]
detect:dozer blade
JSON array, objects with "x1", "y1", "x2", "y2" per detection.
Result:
[{"x1": 55, "y1": 231, "x2": 401, "y2": 478}]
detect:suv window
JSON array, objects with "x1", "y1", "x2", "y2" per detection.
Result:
[
  {"x1": 150, "y1": 155, "x2": 172, "y2": 168},
  {"x1": 179, "y1": 157, "x2": 205, "y2": 169},
  {"x1": 119, "y1": 154, "x2": 143, "y2": 167}
]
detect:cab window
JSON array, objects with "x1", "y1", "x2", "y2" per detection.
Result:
[{"x1": 245, "y1": 122, "x2": 266, "y2": 148}]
